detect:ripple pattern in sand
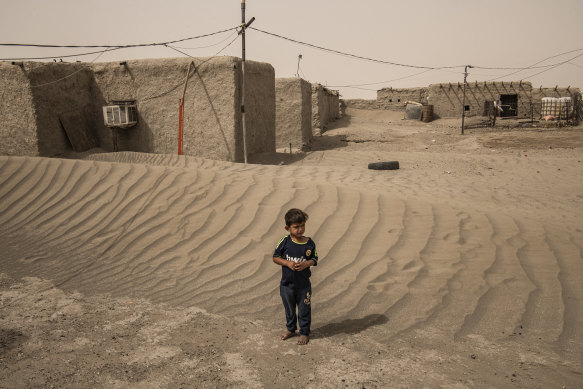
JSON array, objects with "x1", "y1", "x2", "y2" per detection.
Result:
[{"x1": 0, "y1": 154, "x2": 581, "y2": 355}]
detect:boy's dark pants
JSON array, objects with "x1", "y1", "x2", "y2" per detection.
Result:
[{"x1": 280, "y1": 284, "x2": 311, "y2": 336}]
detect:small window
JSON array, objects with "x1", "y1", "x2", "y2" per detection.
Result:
[
  {"x1": 464, "y1": 105, "x2": 470, "y2": 111},
  {"x1": 397, "y1": 98, "x2": 401, "y2": 103},
  {"x1": 389, "y1": 99, "x2": 392, "y2": 102}
]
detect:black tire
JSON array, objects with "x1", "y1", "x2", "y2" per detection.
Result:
[{"x1": 368, "y1": 161, "x2": 399, "y2": 170}]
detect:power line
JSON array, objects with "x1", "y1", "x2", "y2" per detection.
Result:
[
  {"x1": 0, "y1": 27, "x2": 238, "y2": 61},
  {"x1": 1, "y1": 47, "x2": 125, "y2": 61},
  {"x1": 0, "y1": 27, "x2": 238, "y2": 49},
  {"x1": 328, "y1": 69, "x2": 433, "y2": 88},
  {"x1": 249, "y1": 26, "x2": 464, "y2": 70},
  {"x1": 487, "y1": 49, "x2": 583, "y2": 81},
  {"x1": 29, "y1": 49, "x2": 112, "y2": 88},
  {"x1": 169, "y1": 30, "x2": 238, "y2": 50},
  {"x1": 519, "y1": 52, "x2": 583, "y2": 80},
  {"x1": 141, "y1": 34, "x2": 240, "y2": 102},
  {"x1": 475, "y1": 47, "x2": 583, "y2": 71},
  {"x1": 251, "y1": 27, "x2": 583, "y2": 87}
]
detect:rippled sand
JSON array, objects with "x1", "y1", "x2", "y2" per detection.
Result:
[{"x1": 1, "y1": 109, "x2": 582, "y2": 387}]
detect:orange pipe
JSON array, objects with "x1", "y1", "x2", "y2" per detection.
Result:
[{"x1": 178, "y1": 99, "x2": 184, "y2": 155}]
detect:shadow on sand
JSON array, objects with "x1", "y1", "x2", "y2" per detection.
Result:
[
  {"x1": 313, "y1": 314, "x2": 388, "y2": 339},
  {"x1": 248, "y1": 114, "x2": 352, "y2": 165}
]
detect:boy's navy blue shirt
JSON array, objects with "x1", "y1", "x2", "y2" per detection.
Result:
[{"x1": 273, "y1": 235, "x2": 318, "y2": 289}]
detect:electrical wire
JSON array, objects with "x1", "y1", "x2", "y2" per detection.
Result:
[
  {"x1": 164, "y1": 34, "x2": 239, "y2": 61},
  {"x1": 1, "y1": 47, "x2": 126, "y2": 61},
  {"x1": 29, "y1": 49, "x2": 113, "y2": 88},
  {"x1": 251, "y1": 27, "x2": 583, "y2": 87},
  {"x1": 0, "y1": 27, "x2": 238, "y2": 49},
  {"x1": 0, "y1": 27, "x2": 238, "y2": 61},
  {"x1": 475, "y1": 47, "x2": 583, "y2": 71},
  {"x1": 170, "y1": 30, "x2": 238, "y2": 50},
  {"x1": 249, "y1": 26, "x2": 464, "y2": 70},
  {"x1": 487, "y1": 50, "x2": 583, "y2": 82},
  {"x1": 141, "y1": 34, "x2": 240, "y2": 102},
  {"x1": 328, "y1": 68, "x2": 433, "y2": 88},
  {"x1": 518, "y1": 52, "x2": 583, "y2": 80}
]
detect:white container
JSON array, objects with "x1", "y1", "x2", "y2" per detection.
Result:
[{"x1": 541, "y1": 97, "x2": 572, "y2": 118}]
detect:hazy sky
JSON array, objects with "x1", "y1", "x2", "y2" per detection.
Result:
[{"x1": 1, "y1": 0, "x2": 582, "y2": 99}]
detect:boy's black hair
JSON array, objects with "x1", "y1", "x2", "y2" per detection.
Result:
[{"x1": 285, "y1": 208, "x2": 309, "y2": 226}]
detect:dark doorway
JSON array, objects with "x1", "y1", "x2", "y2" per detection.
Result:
[{"x1": 500, "y1": 94, "x2": 518, "y2": 117}]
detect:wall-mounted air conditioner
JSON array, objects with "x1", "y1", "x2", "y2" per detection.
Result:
[{"x1": 103, "y1": 101, "x2": 138, "y2": 128}]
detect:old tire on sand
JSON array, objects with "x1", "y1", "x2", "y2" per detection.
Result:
[{"x1": 368, "y1": 161, "x2": 399, "y2": 170}]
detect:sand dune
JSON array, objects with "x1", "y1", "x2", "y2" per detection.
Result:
[{"x1": 1, "y1": 109, "x2": 583, "y2": 387}]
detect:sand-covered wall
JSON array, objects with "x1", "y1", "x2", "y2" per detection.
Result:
[
  {"x1": 27, "y1": 64, "x2": 99, "y2": 156},
  {"x1": 0, "y1": 62, "x2": 100, "y2": 157},
  {"x1": 91, "y1": 57, "x2": 275, "y2": 162},
  {"x1": 312, "y1": 84, "x2": 339, "y2": 132},
  {"x1": 0, "y1": 63, "x2": 38, "y2": 156},
  {"x1": 275, "y1": 78, "x2": 312, "y2": 150},
  {"x1": 241, "y1": 61, "x2": 276, "y2": 157},
  {"x1": 377, "y1": 87, "x2": 428, "y2": 110}
]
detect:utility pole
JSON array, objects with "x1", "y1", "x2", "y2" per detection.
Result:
[
  {"x1": 240, "y1": 0, "x2": 255, "y2": 164},
  {"x1": 461, "y1": 65, "x2": 472, "y2": 134},
  {"x1": 296, "y1": 54, "x2": 302, "y2": 77}
]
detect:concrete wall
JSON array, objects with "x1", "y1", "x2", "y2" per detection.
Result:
[
  {"x1": 312, "y1": 84, "x2": 339, "y2": 132},
  {"x1": 0, "y1": 63, "x2": 38, "y2": 156},
  {"x1": 0, "y1": 57, "x2": 275, "y2": 162},
  {"x1": 377, "y1": 87, "x2": 428, "y2": 110},
  {"x1": 275, "y1": 78, "x2": 312, "y2": 150}
]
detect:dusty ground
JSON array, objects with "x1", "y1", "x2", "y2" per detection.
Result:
[{"x1": 1, "y1": 108, "x2": 582, "y2": 388}]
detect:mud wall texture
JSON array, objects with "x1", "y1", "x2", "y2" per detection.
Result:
[
  {"x1": 241, "y1": 61, "x2": 276, "y2": 157},
  {"x1": 376, "y1": 82, "x2": 580, "y2": 119},
  {"x1": 0, "y1": 57, "x2": 275, "y2": 162},
  {"x1": 0, "y1": 62, "x2": 101, "y2": 157},
  {"x1": 343, "y1": 99, "x2": 379, "y2": 110},
  {"x1": 376, "y1": 81, "x2": 580, "y2": 119},
  {"x1": 0, "y1": 63, "x2": 38, "y2": 156},
  {"x1": 377, "y1": 87, "x2": 428, "y2": 110},
  {"x1": 29, "y1": 64, "x2": 99, "y2": 156},
  {"x1": 91, "y1": 57, "x2": 274, "y2": 162},
  {"x1": 312, "y1": 84, "x2": 339, "y2": 132},
  {"x1": 275, "y1": 78, "x2": 312, "y2": 150},
  {"x1": 426, "y1": 81, "x2": 533, "y2": 118}
]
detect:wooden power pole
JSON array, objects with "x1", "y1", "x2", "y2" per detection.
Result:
[
  {"x1": 240, "y1": 0, "x2": 255, "y2": 164},
  {"x1": 461, "y1": 65, "x2": 472, "y2": 134}
]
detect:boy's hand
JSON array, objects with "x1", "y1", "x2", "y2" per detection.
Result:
[
  {"x1": 294, "y1": 260, "x2": 313, "y2": 271},
  {"x1": 286, "y1": 261, "x2": 297, "y2": 271}
]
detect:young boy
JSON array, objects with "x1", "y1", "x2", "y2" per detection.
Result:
[{"x1": 272, "y1": 208, "x2": 318, "y2": 345}]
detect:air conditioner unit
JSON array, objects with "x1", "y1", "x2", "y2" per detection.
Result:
[{"x1": 103, "y1": 102, "x2": 138, "y2": 128}]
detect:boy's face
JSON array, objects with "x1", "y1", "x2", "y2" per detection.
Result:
[{"x1": 286, "y1": 222, "x2": 305, "y2": 240}]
